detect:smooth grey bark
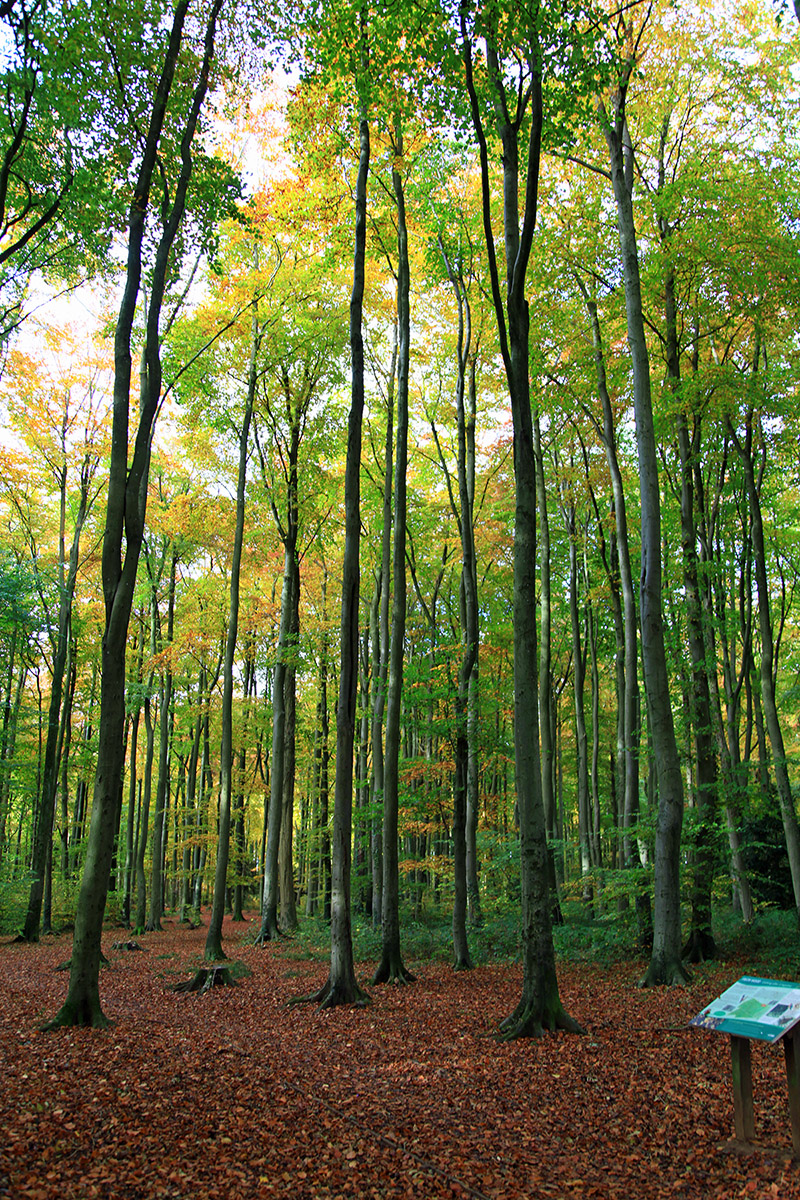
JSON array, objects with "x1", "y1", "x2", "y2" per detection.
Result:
[
  {"x1": 437, "y1": 238, "x2": 477, "y2": 969},
  {"x1": 22, "y1": 441, "x2": 96, "y2": 941},
  {"x1": 585, "y1": 561, "x2": 602, "y2": 871},
  {"x1": 600, "y1": 64, "x2": 688, "y2": 987},
  {"x1": 315, "y1": 565, "x2": 332, "y2": 919},
  {"x1": 652, "y1": 121, "x2": 716, "y2": 959},
  {"x1": 373, "y1": 115, "x2": 414, "y2": 987},
  {"x1": 577, "y1": 281, "x2": 640, "y2": 871},
  {"x1": 0, "y1": 628, "x2": 24, "y2": 863},
  {"x1": 134, "y1": 618, "x2": 157, "y2": 935},
  {"x1": 256, "y1": 355, "x2": 307, "y2": 938},
  {"x1": 232, "y1": 649, "x2": 255, "y2": 922},
  {"x1": 369, "y1": 327, "x2": 396, "y2": 930},
  {"x1": 206, "y1": 310, "x2": 259, "y2": 960},
  {"x1": 355, "y1": 622, "x2": 371, "y2": 914},
  {"x1": 462, "y1": 13, "x2": 580, "y2": 1036},
  {"x1": 727, "y1": 393, "x2": 800, "y2": 921},
  {"x1": 258, "y1": 543, "x2": 292, "y2": 941},
  {"x1": 695, "y1": 447, "x2": 754, "y2": 921},
  {"x1": 562, "y1": 490, "x2": 592, "y2": 907},
  {"x1": 367, "y1": 579, "x2": 383, "y2": 927},
  {"x1": 278, "y1": 557, "x2": 299, "y2": 932},
  {"x1": 147, "y1": 543, "x2": 176, "y2": 932},
  {"x1": 306, "y1": 85, "x2": 371, "y2": 1007},
  {"x1": 178, "y1": 667, "x2": 204, "y2": 922},
  {"x1": 533, "y1": 414, "x2": 556, "y2": 842},
  {"x1": 122, "y1": 619, "x2": 145, "y2": 926},
  {"x1": 46, "y1": 0, "x2": 225, "y2": 1028},
  {"x1": 58, "y1": 647, "x2": 76, "y2": 880},
  {"x1": 659, "y1": 280, "x2": 717, "y2": 958}
]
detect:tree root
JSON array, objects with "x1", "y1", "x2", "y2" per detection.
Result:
[
  {"x1": 290, "y1": 976, "x2": 371, "y2": 1009},
  {"x1": 681, "y1": 928, "x2": 716, "y2": 964},
  {"x1": 253, "y1": 917, "x2": 282, "y2": 945},
  {"x1": 55, "y1": 951, "x2": 110, "y2": 972},
  {"x1": 639, "y1": 956, "x2": 692, "y2": 988},
  {"x1": 499, "y1": 997, "x2": 585, "y2": 1041},
  {"x1": 173, "y1": 965, "x2": 237, "y2": 994},
  {"x1": 372, "y1": 955, "x2": 417, "y2": 986},
  {"x1": 41, "y1": 995, "x2": 112, "y2": 1031}
]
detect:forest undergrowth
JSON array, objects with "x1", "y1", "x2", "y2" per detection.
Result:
[{"x1": 2, "y1": 912, "x2": 799, "y2": 1200}]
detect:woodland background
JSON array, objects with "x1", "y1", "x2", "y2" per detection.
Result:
[{"x1": 1, "y1": 0, "x2": 800, "y2": 1026}]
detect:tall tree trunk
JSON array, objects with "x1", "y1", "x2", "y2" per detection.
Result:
[
  {"x1": 122, "y1": 620, "x2": 145, "y2": 926},
  {"x1": 437, "y1": 235, "x2": 476, "y2": 968},
  {"x1": 577, "y1": 258, "x2": 640, "y2": 876},
  {"x1": 564, "y1": 493, "x2": 592, "y2": 910},
  {"x1": 279, "y1": 555, "x2": 299, "y2": 931},
  {"x1": 46, "y1": 0, "x2": 225, "y2": 1027},
  {"x1": 147, "y1": 544, "x2": 177, "y2": 932},
  {"x1": 728, "y1": 391, "x2": 800, "y2": 921},
  {"x1": 308, "y1": 73, "x2": 371, "y2": 1007},
  {"x1": 696, "y1": 454, "x2": 754, "y2": 922},
  {"x1": 600, "y1": 64, "x2": 688, "y2": 987},
  {"x1": 462, "y1": 13, "x2": 580, "y2": 1036},
  {"x1": 22, "y1": 452, "x2": 94, "y2": 941},
  {"x1": 370, "y1": 328, "x2": 396, "y2": 931},
  {"x1": 134, "y1": 681, "x2": 156, "y2": 932},
  {"x1": 206, "y1": 307, "x2": 258, "y2": 960},
  {"x1": 374, "y1": 114, "x2": 415, "y2": 987}
]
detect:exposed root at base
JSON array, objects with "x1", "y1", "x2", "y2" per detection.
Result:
[
  {"x1": 173, "y1": 965, "x2": 237, "y2": 994},
  {"x1": 41, "y1": 999, "x2": 112, "y2": 1031},
  {"x1": 681, "y1": 929, "x2": 716, "y2": 964},
  {"x1": 499, "y1": 1001, "x2": 585, "y2": 1041},
  {"x1": 291, "y1": 977, "x2": 371, "y2": 1009},
  {"x1": 639, "y1": 958, "x2": 693, "y2": 988}
]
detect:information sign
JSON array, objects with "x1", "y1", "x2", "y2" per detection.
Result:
[{"x1": 691, "y1": 975, "x2": 800, "y2": 1044}]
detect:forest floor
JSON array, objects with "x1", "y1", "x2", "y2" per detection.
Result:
[{"x1": 1, "y1": 913, "x2": 799, "y2": 1200}]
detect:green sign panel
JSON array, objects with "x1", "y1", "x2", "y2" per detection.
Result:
[{"x1": 691, "y1": 976, "x2": 800, "y2": 1043}]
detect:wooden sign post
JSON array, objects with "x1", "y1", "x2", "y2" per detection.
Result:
[
  {"x1": 730, "y1": 1034, "x2": 756, "y2": 1144},
  {"x1": 692, "y1": 976, "x2": 800, "y2": 1157}
]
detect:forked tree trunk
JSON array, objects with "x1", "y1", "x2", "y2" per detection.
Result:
[
  {"x1": 462, "y1": 14, "x2": 580, "y2": 1037},
  {"x1": 45, "y1": 0, "x2": 225, "y2": 1028}
]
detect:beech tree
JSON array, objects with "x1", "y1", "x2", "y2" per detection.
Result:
[
  {"x1": 460, "y1": 0, "x2": 588, "y2": 1036},
  {"x1": 0, "y1": 335, "x2": 107, "y2": 940},
  {"x1": 46, "y1": 0, "x2": 235, "y2": 1028},
  {"x1": 596, "y1": 12, "x2": 689, "y2": 987}
]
